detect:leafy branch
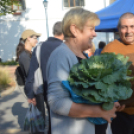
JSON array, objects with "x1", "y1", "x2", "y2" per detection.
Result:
[{"x1": 0, "y1": 0, "x2": 20, "y2": 16}]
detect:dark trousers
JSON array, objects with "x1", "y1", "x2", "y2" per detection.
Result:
[
  {"x1": 33, "y1": 94, "x2": 45, "y2": 134},
  {"x1": 111, "y1": 112, "x2": 134, "y2": 134},
  {"x1": 35, "y1": 94, "x2": 45, "y2": 119},
  {"x1": 35, "y1": 94, "x2": 51, "y2": 134},
  {"x1": 95, "y1": 123, "x2": 108, "y2": 134}
]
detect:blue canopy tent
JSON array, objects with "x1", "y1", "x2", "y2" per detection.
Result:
[{"x1": 95, "y1": 0, "x2": 134, "y2": 32}]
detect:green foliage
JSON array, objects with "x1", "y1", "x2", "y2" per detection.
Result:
[
  {"x1": 0, "y1": 0, "x2": 20, "y2": 16},
  {"x1": 0, "y1": 60, "x2": 18, "y2": 66},
  {"x1": 102, "y1": 102, "x2": 114, "y2": 111},
  {"x1": 68, "y1": 53, "x2": 134, "y2": 110}
]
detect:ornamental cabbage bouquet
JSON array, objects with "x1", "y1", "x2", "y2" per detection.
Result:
[{"x1": 68, "y1": 53, "x2": 134, "y2": 110}]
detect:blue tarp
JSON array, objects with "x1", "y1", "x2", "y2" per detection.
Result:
[{"x1": 95, "y1": 0, "x2": 134, "y2": 32}]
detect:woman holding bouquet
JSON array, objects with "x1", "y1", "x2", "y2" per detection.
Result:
[{"x1": 46, "y1": 7, "x2": 124, "y2": 134}]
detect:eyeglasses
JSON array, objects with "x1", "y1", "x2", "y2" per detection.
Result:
[{"x1": 31, "y1": 37, "x2": 38, "y2": 40}]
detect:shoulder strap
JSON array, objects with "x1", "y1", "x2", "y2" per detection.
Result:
[
  {"x1": 36, "y1": 42, "x2": 43, "y2": 67},
  {"x1": 32, "y1": 42, "x2": 45, "y2": 95},
  {"x1": 36, "y1": 42, "x2": 44, "y2": 83}
]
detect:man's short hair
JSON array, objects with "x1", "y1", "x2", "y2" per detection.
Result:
[
  {"x1": 53, "y1": 21, "x2": 63, "y2": 36},
  {"x1": 118, "y1": 12, "x2": 134, "y2": 28},
  {"x1": 98, "y1": 41, "x2": 106, "y2": 49}
]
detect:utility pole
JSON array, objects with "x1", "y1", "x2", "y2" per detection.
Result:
[
  {"x1": 104, "y1": 0, "x2": 109, "y2": 44},
  {"x1": 43, "y1": 0, "x2": 49, "y2": 38}
]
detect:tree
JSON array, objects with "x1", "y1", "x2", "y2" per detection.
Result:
[{"x1": 0, "y1": 0, "x2": 19, "y2": 16}]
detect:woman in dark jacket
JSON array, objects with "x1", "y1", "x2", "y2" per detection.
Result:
[{"x1": 16, "y1": 29, "x2": 41, "y2": 79}]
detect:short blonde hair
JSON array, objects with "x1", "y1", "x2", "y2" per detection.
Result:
[{"x1": 62, "y1": 7, "x2": 100, "y2": 38}]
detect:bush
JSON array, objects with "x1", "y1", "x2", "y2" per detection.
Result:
[
  {"x1": 0, "y1": 66, "x2": 11, "y2": 89},
  {"x1": 0, "y1": 60, "x2": 18, "y2": 66}
]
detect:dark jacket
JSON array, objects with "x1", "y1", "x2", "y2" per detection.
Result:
[
  {"x1": 24, "y1": 37, "x2": 63, "y2": 99},
  {"x1": 94, "y1": 48, "x2": 103, "y2": 56},
  {"x1": 19, "y1": 50, "x2": 31, "y2": 80}
]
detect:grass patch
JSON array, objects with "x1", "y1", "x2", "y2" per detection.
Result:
[{"x1": 0, "y1": 66, "x2": 12, "y2": 91}]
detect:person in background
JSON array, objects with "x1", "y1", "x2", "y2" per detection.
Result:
[
  {"x1": 16, "y1": 29, "x2": 41, "y2": 80},
  {"x1": 46, "y1": 7, "x2": 123, "y2": 134},
  {"x1": 101, "y1": 12, "x2": 134, "y2": 134},
  {"x1": 94, "y1": 41, "x2": 106, "y2": 55},
  {"x1": 85, "y1": 42, "x2": 96, "y2": 57},
  {"x1": 24, "y1": 21, "x2": 64, "y2": 134}
]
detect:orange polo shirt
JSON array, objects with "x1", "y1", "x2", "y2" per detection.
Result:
[{"x1": 102, "y1": 39, "x2": 134, "y2": 115}]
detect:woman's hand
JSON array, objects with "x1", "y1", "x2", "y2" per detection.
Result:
[
  {"x1": 100, "y1": 102, "x2": 125, "y2": 123},
  {"x1": 99, "y1": 104, "x2": 117, "y2": 123},
  {"x1": 28, "y1": 98, "x2": 37, "y2": 106},
  {"x1": 114, "y1": 102, "x2": 125, "y2": 112}
]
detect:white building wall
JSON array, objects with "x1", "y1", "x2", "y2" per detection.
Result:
[{"x1": 0, "y1": 0, "x2": 114, "y2": 61}]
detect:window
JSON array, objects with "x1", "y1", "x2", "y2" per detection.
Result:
[
  {"x1": 64, "y1": 0, "x2": 84, "y2": 7},
  {"x1": 12, "y1": 0, "x2": 26, "y2": 15}
]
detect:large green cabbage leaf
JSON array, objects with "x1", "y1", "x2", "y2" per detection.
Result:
[{"x1": 68, "y1": 53, "x2": 134, "y2": 110}]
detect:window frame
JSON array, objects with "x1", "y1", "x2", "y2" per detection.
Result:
[
  {"x1": 63, "y1": 0, "x2": 85, "y2": 8},
  {"x1": 11, "y1": 0, "x2": 26, "y2": 15}
]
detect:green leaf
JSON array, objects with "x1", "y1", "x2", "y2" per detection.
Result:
[
  {"x1": 102, "y1": 102, "x2": 114, "y2": 110},
  {"x1": 82, "y1": 89, "x2": 105, "y2": 102},
  {"x1": 95, "y1": 82, "x2": 108, "y2": 90},
  {"x1": 73, "y1": 81, "x2": 89, "y2": 88},
  {"x1": 122, "y1": 76, "x2": 134, "y2": 81},
  {"x1": 102, "y1": 75, "x2": 116, "y2": 84},
  {"x1": 72, "y1": 87, "x2": 82, "y2": 96},
  {"x1": 116, "y1": 54, "x2": 129, "y2": 65},
  {"x1": 0, "y1": 0, "x2": 17, "y2": 16},
  {"x1": 126, "y1": 61, "x2": 132, "y2": 69},
  {"x1": 127, "y1": 70, "x2": 132, "y2": 75},
  {"x1": 125, "y1": 88, "x2": 133, "y2": 99}
]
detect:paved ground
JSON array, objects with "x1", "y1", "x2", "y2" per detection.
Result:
[
  {"x1": 0, "y1": 82, "x2": 112, "y2": 134},
  {"x1": 0, "y1": 86, "x2": 29, "y2": 134}
]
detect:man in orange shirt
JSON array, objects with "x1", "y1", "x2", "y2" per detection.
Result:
[{"x1": 102, "y1": 12, "x2": 134, "y2": 134}]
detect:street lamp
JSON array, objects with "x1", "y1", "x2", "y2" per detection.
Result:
[{"x1": 43, "y1": 0, "x2": 49, "y2": 38}]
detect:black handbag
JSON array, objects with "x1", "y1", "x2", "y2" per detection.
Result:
[{"x1": 15, "y1": 66, "x2": 25, "y2": 86}]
